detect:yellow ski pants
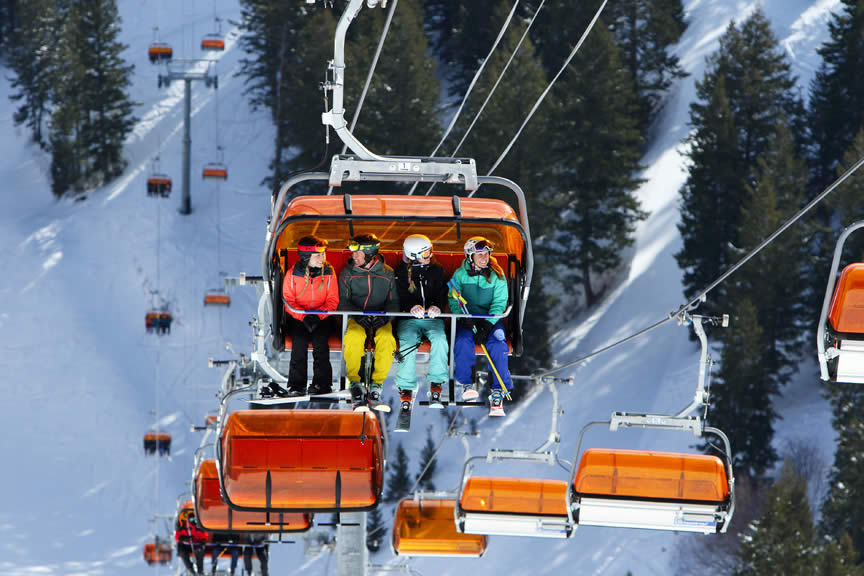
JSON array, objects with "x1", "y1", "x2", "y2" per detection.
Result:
[{"x1": 343, "y1": 318, "x2": 396, "y2": 384}]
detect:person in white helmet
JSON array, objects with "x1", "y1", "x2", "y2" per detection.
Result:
[
  {"x1": 448, "y1": 236, "x2": 512, "y2": 415},
  {"x1": 393, "y1": 234, "x2": 450, "y2": 407}
]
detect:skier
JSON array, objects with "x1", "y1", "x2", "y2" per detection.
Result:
[
  {"x1": 393, "y1": 234, "x2": 450, "y2": 418},
  {"x1": 282, "y1": 235, "x2": 339, "y2": 396},
  {"x1": 175, "y1": 510, "x2": 209, "y2": 575},
  {"x1": 243, "y1": 534, "x2": 269, "y2": 576},
  {"x1": 339, "y1": 233, "x2": 399, "y2": 411},
  {"x1": 448, "y1": 236, "x2": 512, "y2": 416}
]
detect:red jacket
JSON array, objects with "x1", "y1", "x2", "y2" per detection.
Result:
[
  {"x1": 175, "y1": 522, "x2": 210, "y2": 544},
  {"x1": 283, "y1": 261, "x2": 339, "y2": 321}
]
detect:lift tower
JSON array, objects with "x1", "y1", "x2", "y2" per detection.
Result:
[{"x1": 158, "y1": 60, "x2": 218, "y2": 215}]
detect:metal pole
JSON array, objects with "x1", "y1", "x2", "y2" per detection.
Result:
[
  {"x1": 181, "y1": 79, "x2": 192, "y2": 215},
  {"x1": 337, "y1": 512, "x2": 368, "y2": 576}
]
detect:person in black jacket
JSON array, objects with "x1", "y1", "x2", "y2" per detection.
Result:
[{"x1": 393, "y1": 234, "x2": 449, "y2": 406}]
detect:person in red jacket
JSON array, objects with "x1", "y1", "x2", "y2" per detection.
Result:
[
  {"x1": 175, "y1": 510, "x2": 209, "y2": 575},
  {"x1": 282, "y1": 236, "x2": 340, "y2": 396}
]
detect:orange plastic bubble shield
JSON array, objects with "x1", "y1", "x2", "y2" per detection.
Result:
[
  {"x1": 459, "y1": 477, "x2": 569, "y2": 516},
  {"x1": 393, "y1": 498, "x2": 486, "y2": 557},
  {"x1": 143, "y1": 541, "x2": 172, "y2": 564},
  {"x1": 574, "y1": 449, "x2": 729, "y2": 502},
  {"x1": 221, "y1": 410, "x2": 384, "y2": 511},
  {"x1": 195, "y1": 459, "x2": 312, "y2": 532},
  {"x1": 829, "y1": 263, "x2": 864, "y2": 333}
]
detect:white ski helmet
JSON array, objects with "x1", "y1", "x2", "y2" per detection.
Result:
[
  {"x1": 403, "y1": 234, "x2": 433, "y2": 262},
  {"x1": 464, "y1": 236, "x2": 494, "y2": 259}
]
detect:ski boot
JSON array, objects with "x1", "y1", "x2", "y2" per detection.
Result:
[
  {"x1": 350, "y1": 382, "x2": 369, "y2": 412},
  {"x1": 488, "y1": 389, "x2": 505, "y2": 417},
  {"x1": 428, "y1": 383, "x2": 445, "y2": 409},
  {"x1": 308, "y1": 381, "x2": 332, "y2": 396},
  {"x1": 395, "y1": 388, "x2": 414, "y2": 432},
  {"x1": 461, "y1": 381, "x2": 479, "y2": 401},
  {"x1": 368, "y1": 383, "x2": 390, "y2": 413},
  {"x1": 285, "y1": 383, "x2": 307, "y2": 397}
]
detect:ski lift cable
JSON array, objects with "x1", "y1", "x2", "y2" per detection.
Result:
[
  {"x1": 366, "y1": 408, "x2": 462, "y2": 540},
  {"x1": 422, "y1": 0, "x2": 549, "y2": 197},
  {"x1": 469, "y1": 0, "x2": 609, "y2": 191},
  {"x1": 407, "y1": 0, "x2": 521, "y2": 195},
  {"x1": 534, "y1": 153, "x2": 864, "y2": 379}
]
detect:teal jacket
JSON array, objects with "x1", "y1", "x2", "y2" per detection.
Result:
[{"x1": 448, "y1": 258, "x2": 508, "y2": 326}]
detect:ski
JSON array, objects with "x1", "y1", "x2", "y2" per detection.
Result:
[
  {"x1": 394, "y1": 389, "x2": 415, "y2": 432},
  {"x1": 248, "y1": 391, "x2": 349, "y2": 406}
]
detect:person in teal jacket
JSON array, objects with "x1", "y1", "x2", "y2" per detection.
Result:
[{"x1": 448, "y1": 236, "x2": 512, "y2": 415}]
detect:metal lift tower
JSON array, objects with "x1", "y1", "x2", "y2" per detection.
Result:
[{"x1": 157, "y1": 60, "x2": 218, "y2": 215}]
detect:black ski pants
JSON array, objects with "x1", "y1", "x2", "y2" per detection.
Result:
[{"x1": 288, "y1": 316, "x2": 332, "y2": 389}]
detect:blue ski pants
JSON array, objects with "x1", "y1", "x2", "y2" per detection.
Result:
[
  {"x1": 454, "y1": 321, "x2": 512, "y2": 391},
  {"x1": 395, "y1": 318, "x2": 449, "y2": 390}
]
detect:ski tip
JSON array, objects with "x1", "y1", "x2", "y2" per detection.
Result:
[
  {"x1": 353, "y1": 405, "x2": 371, "y2": 413},
  {"x1": 373, "y1": 405, "x2": 391, "y2": 413}
]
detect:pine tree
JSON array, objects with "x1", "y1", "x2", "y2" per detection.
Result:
[
  {"x1": 366, "y1": 505, "x2": 385, "y2": 552},
  {"x1": 675, "y1": 9, "x2": 805, "y2": 307},
  {"x1": 71, "y1": 0, "x2": 136, "y2": 186},
  {"x1": 385, "y1": 442, "x2": 412, "y2": 503},
  {"x1": 734, "y1": 119, "x2": 808, "y2": 385},
  {"x1": 0, "y1": 0, "x2": 17, "y2": 52},
  {"x1": 709, "y1": 296, "x2": 778, "y2": 478},
  {"x1": 347, "y1": 0, "x2": 441, "y2": 158},
  {"x1": 823, "y1": 129, "x2": 864, "y2": 261},
  {"x1": 416, "y1": 427, "x2": 437, "y2": 491},
  {"x1": 809, "y1": 0, "x2": 864, "y2": 189},
  {"x1": 8, "y1": 0, "x2": 62, "y2": 146},
  {"x1": 734, "y1": 463, "x2": 817, "y2": 576},
  {"x1": 818, "y1": 533, "x2": 864, "y2": 576},
  {"x1": 821, "y1": 382, "x2": 864, "y2": 555},
  {"x1": 542, "y1": 23, "x2": 645, "y2": 307},
  {"x1": 604, "y1": 0, "x2": 687, "y2": 130}
]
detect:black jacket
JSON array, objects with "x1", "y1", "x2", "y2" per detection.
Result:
[
  {"x1": 338, "y1": 255, "x2": 399, "y2": 313},
  {"x1": 393, "y1": 258, "x2": 449, "y2": 312}
]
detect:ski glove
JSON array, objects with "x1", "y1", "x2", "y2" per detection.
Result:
[
  {"x1": 457, "y1": 318, "x2": 475, "y2": 331},
  {"x1": 303, "y1": 314, "x2": 320, "y2": 333},
  {"x1": 410, "y1": 305, "x2": 425, "y2": 319},
  {"x1": 355, "y1": 315, "x2": 374, "y2": 329},
  {"x1": 473, "y1": 321, "x2": 493, "y2": 345},
  {"x1": 370, "y1": 315, "x2": 389, "y2": 329},
  {"x1": 427, "y1": 306, "x2": 441, "y2": 319}
]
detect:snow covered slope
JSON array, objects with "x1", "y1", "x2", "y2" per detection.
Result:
[{"x1": 0, "y1": 0, "x2": 840, "y2": 574}]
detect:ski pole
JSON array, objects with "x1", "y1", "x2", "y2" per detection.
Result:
[{"x1": 448, "y1": 281, "x2": 511, "y2": 398}]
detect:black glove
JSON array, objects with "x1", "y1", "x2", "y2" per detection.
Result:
[
  {"x1": 356, "y1": 315, "x2": 374, "y2": 329},
  {"x1": 303, "y1": 314, "x2": 320, "y2": 333},
  {"x1": 473, "y1": 321, "x2": 493, "y2": 345},
  {"x1": 370, "y1": 315, "x2": 388, "y2": 329},
  {"x1": 457, "y1": 318, "x2": 475, "y2": 331}
]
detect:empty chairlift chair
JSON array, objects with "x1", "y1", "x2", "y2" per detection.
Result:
[
  {"x1": 195, "y1": 459, "x2": 312, "y2": 534},
  {"x1": 393, "y1": 495, "x2": 487, "y2": 557},
  {"x1": 202, "y1": 162, "x2": 228, "y2": 180},
  {"x1": 818, "y1": 221, "x2": 864, "y2": 383},
  {"x1": 143, "y1": 538, "x2": 172, "y2": 565},
  {"x1": 571, "y1": 448, "x2": 731, "y2": 533},
  {"x1": 454, "y1": 451, "x2": 573, "y2": 539},
  {"x1": 203, "y1": 289, "x2": 231, "y2": 307},
  {"x1": 201, "y1": 33, "x2": 225, "y2": 51},
  {"x1": 218, "y1": 409, "x2": 384, "y2": 513}
]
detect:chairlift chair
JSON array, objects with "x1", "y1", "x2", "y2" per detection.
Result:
[
  {"x1": 201, "y1": 33, "x2": 225, "y2": 51},
  {"x1": 146, "y1": 174, "x2": 172, "y2": 198},
  {"x1": 202, "y1": 162, "x2": 228, "y2": 180},
  {"x1": 217, "y1": 409, "x2": 384, "y2": 514},
  {"x1": 818, "y1": 220, "x2": 864, "y2": 383},
  {"x1": 148, "y1": 42, "x2": 173, "y2": 63},
  {"x1": 454, "y1": 450, "x2": 573, "y2": 539},
  {"x1": 143, "y1": 538, "x2": 172, "y2": 565},
  {"x1": 262, "y1": 190, "x2": 532, "y2": 401},
  {"x1": 195, "y1": 458, "x2": 313, "y2": 533},
  {"x1": 204, "y1": 289, "x2": 231, "y2": 307},
  {"x1": 143, "y1": 432, "x2": 172, "y2": 456},
  {"x1": 145, "y1": 310, "x2": 172, "y2": 335},
  {"x1": 393, "y1": 493, "x2": 488, "y2": 557}
]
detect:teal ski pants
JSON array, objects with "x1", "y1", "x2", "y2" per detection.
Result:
[{"x1": 395, "y1": 318, "x2": 449, "y2": 390}]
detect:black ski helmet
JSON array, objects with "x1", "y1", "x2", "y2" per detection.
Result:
[
  {"x1": 348, "y1": 233, "x2": 380, "y2": 259},
  {"x1": 297, "y1": 236, "x2": 328, "y2": 262}
]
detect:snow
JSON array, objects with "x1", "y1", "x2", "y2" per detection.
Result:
[{"x1": 0, "y1": 0, "x2": 841, "y2": 574}]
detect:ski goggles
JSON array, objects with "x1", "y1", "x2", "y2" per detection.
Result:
[
  {"x1": 410, "y1": 247, "x2": 433, "y2": 260},
  {"x1": 298, "y1": 240, "x2": 328, "y2": 253},
  {"x1": 472, "y1": 240, "x2": 493, "y2": 253},
  {"x1": 348, "y1": 240, "x2": 379, "y2": 252}
]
